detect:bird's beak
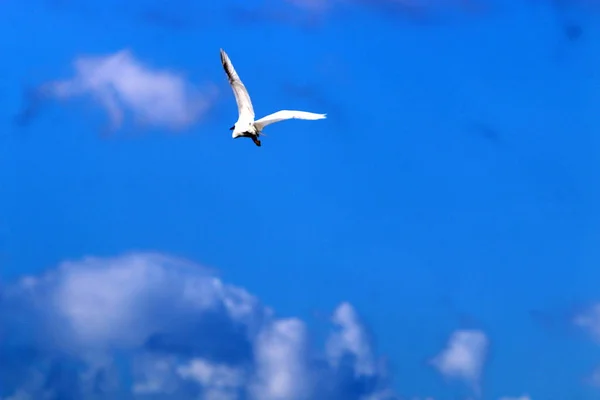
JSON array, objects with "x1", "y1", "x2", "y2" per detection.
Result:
[{"x1": 229, "y1": 126, "x2": 234, "y2": 130}]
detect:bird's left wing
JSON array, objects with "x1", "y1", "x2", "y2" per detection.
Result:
[
  {"x1": 254, "y1": 110, "x2": 326, "y2": 131},
  {"x1": 220, "y1": 49, "x2": 255, "y2": 121}
]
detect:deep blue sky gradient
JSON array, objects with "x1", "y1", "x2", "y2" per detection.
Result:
[{"x1": 1, "y1": 0, "x2": 600, "y2": 399}]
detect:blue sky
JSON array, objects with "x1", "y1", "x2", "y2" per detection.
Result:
[{"x1": 1, "y1": 0, "x2": 600, "y2": 399}]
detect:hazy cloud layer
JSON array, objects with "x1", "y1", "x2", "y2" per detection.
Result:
[{"x1": 0, "y1": 253, "x2": 396, "y2": 400}]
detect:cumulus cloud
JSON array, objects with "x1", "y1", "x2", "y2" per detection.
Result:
[
  {"x1": 327, "y1": 302, "x2": 376, "y2": 376},
  {"x1": 431, "y1": 330, "x2": 488, "y2": 391},
  {"x1": 30, "y1": 50, "x2": 216, "y2": 132},
  {"x1": 0, "y1": 252, "x2": 396, "y2": 400}
]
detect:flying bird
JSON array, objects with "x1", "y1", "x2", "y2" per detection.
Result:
[{"x1": 220, "y1": 48, "x2": 326, "y2": 147}]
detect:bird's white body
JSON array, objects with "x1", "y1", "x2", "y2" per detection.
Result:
[{"x1": 220, "y1": 48, "x2": 326, "y2": 146}]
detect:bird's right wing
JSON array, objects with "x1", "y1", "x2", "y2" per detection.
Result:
[
  {"x1": 220, "y1": 49, "x2": 254, "y2": 121},
  {"x1": 254, "y1": 110, "x2": 326, "y2": 131}
]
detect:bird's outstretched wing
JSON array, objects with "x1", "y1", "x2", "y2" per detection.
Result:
[
  {"x1": 220, "y1": 49, "x2": 254, "y2": 121},
  {"x1": 254, "y1": 110, "x2": 326, "y2": 131}
]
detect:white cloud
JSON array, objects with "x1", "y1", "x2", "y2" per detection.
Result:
[
  {"x1": 132, "y1": 356, "x2": 180, "y2": 395},
  {"x1": 431, "y1": 329, "x2": 488, "y2": 390},
  {"x1": 1, "y1": 252, "x2": 394, "y2": 400},
  {"x1": 498, "y1": 396, "x2": 531, "y2": 400},
  {"x1": 327, "y1": 302, "x2": 376, "y2": 376},
  {"x1": 178, "y1": 358, "x2": 244, "y2": 400},
  {"x1": 251, "y1": 318, "x2": 310, "y2": 400},
  {"x1": 39, "y1": 49, "x2": 216, "y2": 131}
]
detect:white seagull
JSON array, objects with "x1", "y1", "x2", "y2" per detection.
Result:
[{"x1": 220, "y1": 48, "x2": 326, "y2": 147}]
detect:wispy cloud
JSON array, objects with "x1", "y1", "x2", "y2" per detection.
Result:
[
  {"x1": 285, "y1": 0, "x2": 488, "y2": 20},
  {"x1": 575, "y1": 303, "x2": 600, "y2": 388},
  {"x1": 226, "y1": 0, "x2": 487, "y2": 29},
  {"x1": 498, "y1": 395, "x2": 531, "y2": 400},
  {"x1": 431, "y1": 330, "x2": 488, "y2": 393},
  {"x1": 574, "y1": 303, "x2": 600, "y2": 342},
  {"x1": 237, "y1": 0, "x2": 598, "y2": 27},
  {"x1": 20, "y1": 50, "x2": 216, "y2": 133},
  {"x1": 1, "y1": 252, "x2": 396, "y2": 399},
  {"x1": 585, "y1": 367, "x2": 600, "y2": 388}
]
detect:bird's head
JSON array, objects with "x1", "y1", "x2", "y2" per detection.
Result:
[{"x1": 231, "y1": 130, "x2": 243, "y2": 139}]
